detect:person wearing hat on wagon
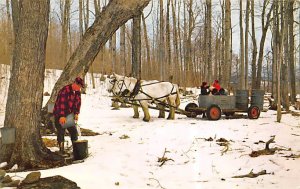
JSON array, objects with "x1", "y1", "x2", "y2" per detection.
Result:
[
  {"x1": 53, "y1": 77, "x2": 85, "y2": 153},
  {"x1": 200, "y1": 81, "x2": 210, "y2": 95}
]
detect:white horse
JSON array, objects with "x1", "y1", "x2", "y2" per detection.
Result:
[{"x1": 108, "y1": 73, "x2": 181, "y2": 122}]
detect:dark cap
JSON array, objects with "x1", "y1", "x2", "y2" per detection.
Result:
[
  {"x1": 75, "y1": 77, "x2": 85, "y2": 88},
  {"x1": 214, "y1": 80, "x2": 219, "y2": 83},
  {"x1": 202, "y1": 82, "x2": 207, "y2": 86}
]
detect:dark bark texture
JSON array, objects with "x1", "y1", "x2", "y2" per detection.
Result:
[{"x1": 0, "y1": 0, "x2": 58, "y2": 169}]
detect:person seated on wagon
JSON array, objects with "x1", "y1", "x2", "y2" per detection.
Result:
[
  {"x1": 211, "y1": 80, "x2": 226, "y2": 95},
  {"x1": 200, "y1": 81, "x2": 210, "y2": 95}
]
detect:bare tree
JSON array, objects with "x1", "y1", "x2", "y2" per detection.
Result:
[
  {"x1": 206, "y1": 0, "x2": 212, "y2": 83},
  {"x1": 0, "y1": 0, "x2": 58, "y2": 169},
  {"x1": 224, "y1": 0, "x2": 231, "y2": 88},
  {"x1": 159, "y1": 0, "x2": 165, "y2": 81},
  {"x1": 255, "y1": 0, "x2": 273, "y2": 89},
  {"x1": 166, "y1": 0, "x2": 172, "y2": 81},
  {"x1": 282, "y1": 0, "x2": 289, "y2": 110},
  {"x1": 132, "y1": 13, "x2": 142, "y2": 79},
  {"x1": 171, "y1": 0, "x2": 180, "y2": 84},
  {"x1": 60, "y1": 0, "x2": 70, "y2": 65},
  {"x1": 120, "y1": 24, "x2": 126, "y2": 75},
  {"x1": 245, "y1": 0, "x2": 250, "y2": 89},
  {"x1": 186, "y1": 0, "x2": 194, "y2": 86},
  {"x1": 288, "y1": 0, "x2": 296, "y2": 103},
  {"x1": 239, "y1": 0, "x2": 245, "y2": 89},
  {"x1": 79, "y1": 0, "x2": 84, "y2": 39},
  {"x1": 141, "y1": 13, "x2": 151, "y2": 78},
  {"x1": 94, "y1": 0, "x2": 101, "y2": 16},
  {"x1": 250, "y1": 0, "x2": 257, "y2": 89},
  {"x1": 45, "y1": 0, "x2": 151, "y2": 108}
]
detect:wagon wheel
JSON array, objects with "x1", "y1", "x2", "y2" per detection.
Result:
[
  {"x1": 248, "y1": 105, "x2": 260, "y2": 119},
  {"x1": 206, "y1": 104, "x2": 221, "y2": 120},
  {"x1": 185, "y1": 103, "x2": 198, "y2": 118}
]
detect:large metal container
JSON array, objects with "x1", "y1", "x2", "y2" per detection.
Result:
[
  {"x1": 235, "y1": 90, "x2": 249, "y2": 111},
  {"x1": 251, "y1": 90, "x2": 264, "y2": 110},
  {"x1": 198, "y1": 95, "x2": 236, "y2": 110}
]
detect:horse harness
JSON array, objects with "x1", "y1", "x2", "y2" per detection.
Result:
[
  {"x1": 110, "y1": 76, "x2": 132, "y2": 97},
  {"x1": 128, "y1": 81, "x2": 178, "y2": 108},
  {"x1": 111, "y1": 78, "x2": 178, "y2": 108}
]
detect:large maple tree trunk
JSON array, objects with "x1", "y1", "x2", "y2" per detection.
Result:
[
  {"x1": 45, "y1": 0, "x2": 150, "y2": 107},
  {"x1": 0, "y1": 0, "x2": 63, "y2": 170}
]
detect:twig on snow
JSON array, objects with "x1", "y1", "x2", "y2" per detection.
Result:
[
  {"x1": 149, "y1": 178, "x2": 166, "y2": 189},
  {"x1": 232, "y1": 169, "x2": 270, "y2": 178},
  {"x1": 158, "y1": 148, "x2": 174, "y2": 167}
]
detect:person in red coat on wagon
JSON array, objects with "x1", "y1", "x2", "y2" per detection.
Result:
[
  {"x1": 212, "y1": 79, "x2": 226, "y2": 95},
  {"x1": 53, "y1": 77, "x2": 85, "y2": 153}
]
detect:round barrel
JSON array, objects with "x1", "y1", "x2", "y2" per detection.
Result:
[
  {"x1": 235, "y1": 90, "x2": 249, "y2": 111},
  {"x1": 73, "y1": 140, "x2": 88, "y2": 160},
  {"x1": 251, "y1": 90, "x2": 264, "y2": 110}
]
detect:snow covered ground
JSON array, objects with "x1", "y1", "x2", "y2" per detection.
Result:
[{"x1": 0, "y1": 68, "x2": 300, "y2": 189}]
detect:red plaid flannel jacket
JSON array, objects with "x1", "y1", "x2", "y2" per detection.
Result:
[{"x1": 53, "y1": 84, "x2": 81, "y2": 118}]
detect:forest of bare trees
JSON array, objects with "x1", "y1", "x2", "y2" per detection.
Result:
[
  {"x1": 0, "y1": 0, "x2": 299, "y2": 103},
  {"x1": 0, "y1": 1, "x2": 299, "y2": 95}
]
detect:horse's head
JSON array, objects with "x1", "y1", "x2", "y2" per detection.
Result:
[
  {"x1": 107, "y1": 74, "x2": 116, "y2": 93},
  {"x1": 107, "y1": 73, "x2": 130, "y2": 96}
]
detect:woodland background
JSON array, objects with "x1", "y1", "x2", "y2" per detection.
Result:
[{"x1": 0, "y1": 0, "x2": 299, "y2": 104}]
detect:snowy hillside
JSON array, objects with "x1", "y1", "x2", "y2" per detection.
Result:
[{"x1": 0, "y1": 67, "x2": 300, "y2": 189}]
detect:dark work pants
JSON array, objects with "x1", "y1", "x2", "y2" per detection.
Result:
[{"x1": 54, "y1": 117, "x2": 78, "y2": 143}]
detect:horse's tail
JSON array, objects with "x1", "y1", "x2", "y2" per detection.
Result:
[{"x1": 175, "y1": 86, "x2": 180, "y2": 107}]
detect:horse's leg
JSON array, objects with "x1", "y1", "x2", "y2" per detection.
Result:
[
  {"x1": 158, "y1": 100, "x2": 166, "y2": 118},
  {"x1": 111, "y1": 97, "x2": 120, "y2": 109},
  {"x1": 140, "y1": 100, "x2": 150, "y2": 122},
  {"x1": 132, "y1": 100, "x2": 139, "y2": 118},
  {"x1": 167, "y1": 96, "x2": 175, "y2": 120}
]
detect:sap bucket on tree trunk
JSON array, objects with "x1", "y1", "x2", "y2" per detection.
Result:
[
  {"x1": 235, "y1": 90, "x2": 249, "y2": 111},
  {"x1": 0, "y1": 127, "x2": 16, "y2": 144},
  {"x1": 73, "y1": 140, "x2": 88, "y2": 160},
  {"x1": 251, "y1": 90, "x2": 264, "y2": 111}
]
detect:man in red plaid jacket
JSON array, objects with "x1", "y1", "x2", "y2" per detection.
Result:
[{"x1": 53, "y1": 77, "x2": 84, "y2": 153}]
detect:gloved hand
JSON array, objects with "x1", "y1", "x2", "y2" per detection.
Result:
[
  {"x1": 59, "y1": 117, "x2": 66, "y2": 125},
  {"x1": 74, "y1": 114, "x2": 79, "y2": 121}
]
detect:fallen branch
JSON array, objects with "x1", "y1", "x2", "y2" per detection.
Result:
[
  {"x1": 282, "y1": 154, "x2": 300, "y2": 158},
  {"x1": 250, "y1": 137, "x2": 276, "y2": 157},
  {"x1": 216, "y1": 138, "x2": 232, "y2": 155},
  {"x1": 221, "y1": 142, "x2": 230, "y2": 155},
  {"x1": 250, "y1": 137, "x2": 291, "y2": 157},
  {"x1": 158, "y1": 148, "x2": 174, "y2": 167},
  {"x1": 291, "y1": 133, "x2": 300, "y2": 137},
  {"x1": 232, "y1": 169, "x2": 269, "y2": 178}
]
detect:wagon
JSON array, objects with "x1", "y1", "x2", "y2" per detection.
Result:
[{"x1": 184, "y1": 90, "x2": 264, "y2": 120}]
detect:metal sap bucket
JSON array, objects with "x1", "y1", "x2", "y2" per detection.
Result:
[
  {"x1": 73, "y1": 140, "x2": 88, "y2": 160},
  {"x1": 235, "y1": 90, "x2": 249, "y2": 111},
  {"x1": 0, "y1": 127, "x2": 16, "y2": 144},
  {"x1": 47, "y1": 103, "x2": 54, "y2": 113},
  {"x1": 251, "y1": 90, "x2": 264, "y2": 110},
  {"x1": 61, "y1": 113, "x2": 75, "y2": 129}
]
